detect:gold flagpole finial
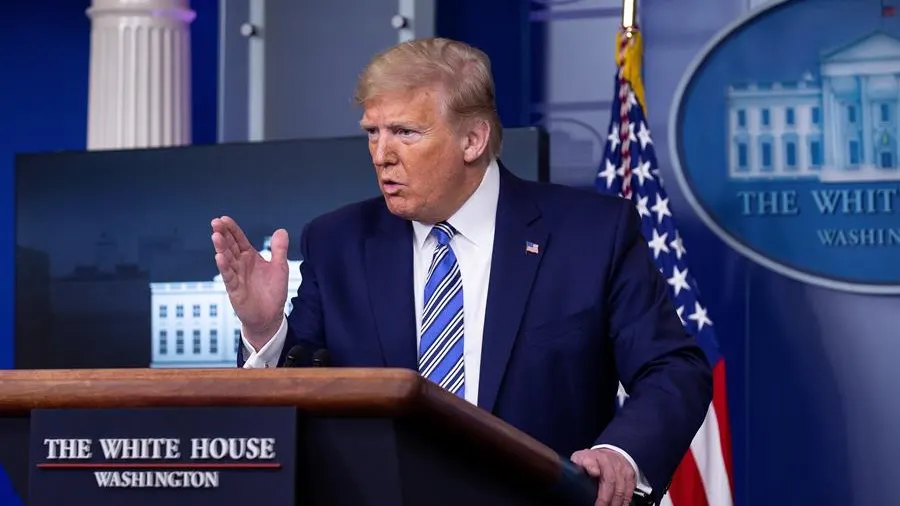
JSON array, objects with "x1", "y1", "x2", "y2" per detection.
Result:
[{"x1": 622, "y1": 0, "x2": 638, "y2": 37}]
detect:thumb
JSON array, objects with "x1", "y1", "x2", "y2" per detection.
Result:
[{"x1": 269, "y1": 229, "x2": 289, "y2": 264}]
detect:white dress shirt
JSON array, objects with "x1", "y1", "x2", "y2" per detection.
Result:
[{"x1": 241, "y1": 159, "x2": 649, "y2": 493}]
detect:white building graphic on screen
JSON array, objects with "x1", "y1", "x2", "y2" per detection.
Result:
[
  {"x1": 150, "y1": 237, "x2": 302, "y2": 368},
  {"x1": 726, "y1": 31, "x2": 900, "y2": 182}
]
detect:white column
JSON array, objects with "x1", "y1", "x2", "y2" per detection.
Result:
[
  {"x1": 859, "y1": 76, "x2": 871, "y2": 166},
  {"x1": 86, "y1": 0, "x2": 196, "y2": 150}
]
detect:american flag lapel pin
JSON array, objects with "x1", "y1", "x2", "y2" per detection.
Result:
[{"x1": 525, "y1": 241, "x2": 539, "y2": 254}]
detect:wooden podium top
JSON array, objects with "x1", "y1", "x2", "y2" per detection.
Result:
[{"x1": 0, "y1": 368, "x2": 563, "y2": 484}]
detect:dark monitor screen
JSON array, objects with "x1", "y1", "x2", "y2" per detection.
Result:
[{"x1": 14, "y1": 128, "x2": 548, "y2": 369}]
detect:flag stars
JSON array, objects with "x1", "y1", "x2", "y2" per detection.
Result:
[
  {"x1": 634, "y1": 195, "x2": 650, "y2": 219},
  {"x1": 688, "y1": 301, "x2": 712, "y2": 331},
  {"x1": 670, "y1": 231, "x2": 687, "y2": 259},
  {"x1": 598, "y1": 159, "x2": 618, "y2": 189},
  {"x1": 600, "y1": 77, "x2": 720, "y2": 356},
  {"x1": 667, "y1": 266, "x2": 690, "y2": 296},
  {"x1": 627, "y1": 91, "x2": 639, "y2": 111},
  {"x1": 616, "y1": 382, "x2": 629, "y2": 406},
  {"x1": 637, "y1": 121, "x2": 653, "y2": 148},
  {"x1": 647, "y1": 229, "x2": 669, "y2": 259},
  {"x1": 633, "y1": 159, "x2": 654, "y2": 186},
  {"x1": 621, "y1": 122, "x2": 637, "y2": 144},
  {"x1": 607, "y1": 124, "x2": 620, "y2": 151},
  {"x1": 650, "y1": 195, "x2": 671, "y2": 223}
]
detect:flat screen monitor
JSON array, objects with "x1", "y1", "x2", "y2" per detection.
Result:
[{"x1": 14, "y1": 128, "x2": 549, "y2": 369}]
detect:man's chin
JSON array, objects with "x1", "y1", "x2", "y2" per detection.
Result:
[{"x1": 383, "y1": 196, "x2": 418, "y2": 221}]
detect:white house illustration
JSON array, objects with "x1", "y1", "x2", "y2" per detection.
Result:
[
  {"x1": 726, "y1": 31, "x2": 900, "y2": 182},
  {"x1": 149, "y1": 237, "x2": 303, "y2": 368}
]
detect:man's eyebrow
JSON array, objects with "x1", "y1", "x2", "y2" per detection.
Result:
[
  {"x1": 387, "y1": 122, "x2": 422, "y2": 130},
  {"x1": 358, "y1": 121, "x2": 422, "y2": 131}
]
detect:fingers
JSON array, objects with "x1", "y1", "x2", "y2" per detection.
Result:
[
  {"x1": 571, "y1": 450, "x2": 612, "y2": 506},
  {"x1": 211, "y1": 231, "x2": 235, "y2": 258},
  {"x1": 211, "y1": 231, "x2": 242, "y2": 282},
  {"x1": 211, "y1": 217, "x2": 246, "y2": 287},
  {"x1": 612, "y1": 471, "x2": 634, "y2": 506},
  {"x1": 600, "y1": 455, "x2": 634, "y2": 506},
  {"x1": 572, "y1": 451, "x2": 604, "y2": 476},
  {"x1": 620, "y1": 470, "x2": 635, "y2": 506},
  {"x1": 214, "y1": 252, "x2": 239, "y2": 291},
  {"x1": 596, "y1": 469, "x2": 615, "y2": 506},
  {"x1": 269, "y1": 229, "x2": 290, "y2": 264},
  {"x1": 211, "y1": 218, "x2": 238, "y2": 259},
  {"x1": 211, "y1": 216, "x2": 253, "y2": 258},
  {"x1": 220, "y1": 215, "x2": 254, "y2": 252},
  {"x1": 570, "y1": 449, "x2": 636, "y2": 506}
]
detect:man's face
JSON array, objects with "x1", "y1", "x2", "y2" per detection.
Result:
[{"x1": 360, "y1": 88, "x2": 475, "y2": 224}]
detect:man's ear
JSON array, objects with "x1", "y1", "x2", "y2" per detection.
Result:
[{"x1": 462, "y1": 119, "x2": 490, "y2": 163}]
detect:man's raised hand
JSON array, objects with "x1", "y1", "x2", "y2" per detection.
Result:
[{"x1": 211, "y1": 216, "x2": 290, "y2": 350}]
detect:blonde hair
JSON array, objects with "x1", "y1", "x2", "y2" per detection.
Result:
[{"x1": 354, "y1": 37, "x2": 502, "y2": 159}]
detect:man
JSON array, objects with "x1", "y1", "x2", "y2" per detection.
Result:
[{"x1": 211, "y1": 38, "x2": 711, "y2": 506}]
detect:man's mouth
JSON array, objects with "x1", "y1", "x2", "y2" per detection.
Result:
[{"x1": 382, "y1": 180, "x2": 404, "y2": 194}]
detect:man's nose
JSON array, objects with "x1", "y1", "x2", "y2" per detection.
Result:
[{"x1": 372, "y1": 135, "x2": 395, "y2": 166}]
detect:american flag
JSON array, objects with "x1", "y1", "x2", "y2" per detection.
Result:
[{"x1": 597, "y1": 30, "x2": 734, "y2": 506}]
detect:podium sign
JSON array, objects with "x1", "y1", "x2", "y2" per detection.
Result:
[{"x1": 28, "y1": 406, "x2": 297, "y2": 506}]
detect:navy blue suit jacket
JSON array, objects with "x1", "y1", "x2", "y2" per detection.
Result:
[{"x1": 238, "y1": 165, "x2": 712, "y2": 498}]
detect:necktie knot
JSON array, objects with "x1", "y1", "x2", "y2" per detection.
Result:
[{"x1": 431, "y1": 222, "x2": 456, "y2": 247}]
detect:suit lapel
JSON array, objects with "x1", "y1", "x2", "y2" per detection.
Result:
[
  {"x1": 478, "y1": 168, "x2": 548, "y2": 412},
  {"x1": 364, "y1": 207, "x2": 418, "y2": 370}
]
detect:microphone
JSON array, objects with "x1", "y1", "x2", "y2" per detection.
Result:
[
  {"x1": 283, "y1": 345, "x2": 309, "y2": 368},
  {"x1": 311, "y1": 349, "x2": 330, "y2": 367}
]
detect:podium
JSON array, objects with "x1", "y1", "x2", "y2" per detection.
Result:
[{"x1": 0, "y1": 368, "x2": 598, "y2": 506}]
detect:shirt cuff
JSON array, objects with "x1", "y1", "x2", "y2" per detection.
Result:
[
  {"x1": 241, "y1": 316, "x2": 288, "y2": 369},
  {"x1": 591, "y1": 444, "x2": 652, "y2": 493}
]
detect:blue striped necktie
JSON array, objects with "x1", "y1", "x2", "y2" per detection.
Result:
[{"x1": 418, "y1": 221, "x2": 465, "y2": 398}]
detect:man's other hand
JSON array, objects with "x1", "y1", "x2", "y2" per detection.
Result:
[{"x1": 570, "y1": 448, "x2": 636, "y2": 506}]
